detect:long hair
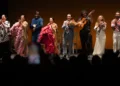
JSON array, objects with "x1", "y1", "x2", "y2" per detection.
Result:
[
  {"x1": 96, "y1": 15, "x2": 105, "y2": 26},
  {"x1": 80, "y1": 10, "x2": 88, "y2": 18},
  {"x1": 97, "y1": 15, "x2": 105, "y2": 23}
]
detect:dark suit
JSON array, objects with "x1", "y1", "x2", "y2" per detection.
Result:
[{"x1": 79, "y1": 17, "x2": 92, "y2": 55}]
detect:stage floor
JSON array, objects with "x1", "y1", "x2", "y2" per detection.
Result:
[{"x1": 0, "y1": 49, "x2": 120, "y2": 65}]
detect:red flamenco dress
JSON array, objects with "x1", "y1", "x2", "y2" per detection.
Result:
[{"x1": 37, "y1": 25, "x2": 55, "y2": 54}]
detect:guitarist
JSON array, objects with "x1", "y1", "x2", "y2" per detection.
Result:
[{"x1": 78, "y1": 10, "x2": 94, "y2": 58}]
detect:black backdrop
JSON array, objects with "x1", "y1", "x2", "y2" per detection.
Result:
[{"x1": 0, "y1": 0, "x2": 8, "y2": 18}]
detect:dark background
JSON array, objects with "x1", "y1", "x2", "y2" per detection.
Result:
[
  {"x1": 0, "y1": 0, "x2": 8, "y2": 16},
  {"x1": 2, "y1": 0, "x2": 120, "y2": 49}
]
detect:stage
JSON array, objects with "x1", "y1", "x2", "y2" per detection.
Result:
[{"x1": 0, "y1": 49, "x2": 120, "y2": 66}]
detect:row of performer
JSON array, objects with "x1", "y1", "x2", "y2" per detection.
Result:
[{"x1": 0, "y1": 10, "x2": 120, "y2": 60}]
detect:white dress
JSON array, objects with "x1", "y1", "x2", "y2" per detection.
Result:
[{"x1": 93, "y1": 23, "x2": 106, "y2": 56}]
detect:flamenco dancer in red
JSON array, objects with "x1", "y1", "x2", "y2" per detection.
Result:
[{"x1": 37, "y1": 23, "x2": 56, "y2": 64}]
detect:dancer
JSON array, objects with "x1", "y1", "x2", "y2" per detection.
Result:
[
  {"x1": 93, "y1": 15, "x2": 107, "y2": 58},
  {"x1": 78, "y1": 10, "x2": 95, "y2": 59},
  {"x1": 10, "y1": 15, "x2": 28, "y2": 57},
  {"x1": 0, "y1": 15, "x2": 10, "y2": 60},
  {"x1": 62, "y1": 14, "x2": 75, "y2": 60},
  {"x1": 111, "y1": 11, "x2": 120, "y2": 57},
  {"x1": 30, "y1": 11, "x2": 43, "y2": 44},
  {"x1": 47, "y1": 17, "x2": 59, "y2": 54},
  {"x1": 37, "y1": 18, "x2": 56, "y2": 64}
]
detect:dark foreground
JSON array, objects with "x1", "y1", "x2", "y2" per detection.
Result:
[
  {"x1": 1, "y1": 50, "x2": 120, "y2": 66},
  {"x1": 1, "y1": 50, "x2": 120, "y2": 85}
]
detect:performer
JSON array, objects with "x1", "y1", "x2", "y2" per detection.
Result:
[
  {"x1": 30, "y1": 11, "x2": 43, "y2": 44},
  {"x1": 93, "y1": 15, "x2": 107, "y2": 58},
  {"x1": 78, "y1": 10, "x2": 95, "y2": 58},
  {"x1": 47, "y1": 17, "x2": 59, "y2": 54},
  {"x1": 10, "y1": 15, "x2": 28, "y2": 57},
  {"x1": 10, "y1": 19, "x2": 21, "y2": 56},
  {"x1": 62, "y1": 14, "x2": 75, "y2": 59},
  {"x1": 111, "y1": 11, "x2": 120, "y2": 57},
  {"x1": 0, "y1": 15, "x2": 10, "y2": 60},
  {"x1": 37, "y1": 20, "x2": 56, "y2": 64}
]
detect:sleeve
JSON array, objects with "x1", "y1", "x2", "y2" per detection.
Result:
[
  {"x1": 10, "y1": 23, "x2": 15, "y2": 31},
  {"x1": 56, "y1": 24, "x2": 58, "y2": 29},
  {"x1": 111, "y1": 19, "x2": 116, "y2": 28},
  {"x1": 37, "y1": 25, "x2": 48, "y2": 43},
  {"x1": 30, "y1": 19, "x2": 34, "y2": 29},
  {"x1": 36, "y1": 18, "x2": 43, "y2": 30},
  {"x1": 55, "y1": 24, "x2": 58, "y2": 33},
  {"x1": 94, "y1": 22, "x2": 99, "y2": 30},
  {"x1": 23, "y1": 21, "x2": 28, "y2": 28},
  {"x1": 4, "y1": 21, "x2": 10, "y2": 28},
  {"x1": 68, "y1": 24, "x2": 75, "y2": 29},
  {"x1": 62, "y1": 21, "x2": 68, "y2": 29},
  {"x1": 37, "y1": 31, "x2": 42, "y2": 43},
  {"x1": 102, "y1": 22, "x2": 107, "y2": 30}
]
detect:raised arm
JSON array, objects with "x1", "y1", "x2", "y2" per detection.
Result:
[
  {"x1": 111, "y1": 19, "x2": 116, "y2": 31},
  {"x1": 3, "y1": 21, "x2": 10, "y2": 28},
  {"x1": 62, "y1": 21, "x2": 68, "y2": 29},
  {"x1": 88, "y1": 10, "x2": 95, "y2": 23}
]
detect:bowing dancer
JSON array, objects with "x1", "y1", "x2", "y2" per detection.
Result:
[
  {"x1": 37, "y1": 18, "x2": 57, "y2": 64},
  {"x1": 0, "y1": 15, "x2": 10, "y2": 60},
  {"x1": 111, "y1": 11, "x2": 120, "y2": 57},
  {"x1": 93, "y1": 15, "x2": 107, "y2": 58},
  {"x1": 47, "y1": 17, "x2": 59, "y2": 55},
  {"x1": 62, "y1": 14, "x2": 75, "y2": 60},
  {"x1": 10, "y1": 15, "x2": 28, "y2": 58}
]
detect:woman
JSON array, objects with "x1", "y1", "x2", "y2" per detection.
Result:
[
  {"x1": 37, "y1": 17, "x2": 58, "y2": 64},
  {"x1": 47, "y1": 17, "x2": 59, "y2": 54},
  {"x1": 10, "y1": 15, "x2": 28, "y2": 57},
  {"x1": 93, "y1": 15, "x2": 107, "y2": 58}
]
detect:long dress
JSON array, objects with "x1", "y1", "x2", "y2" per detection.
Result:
[
  {"x1": 10, "y1": 22, "x2": 21, "y2": 52},
  {"x1": 93, "y1": 22, "x2": 106, "y2": 57},
  {"x1": 10, "y1": 21, "x2": 28, "y2": 57},
  {"x1": 37, "y1": 25, "x2": 55, "y2": 54},
  {"x1": 48, "y1": 23, "x2": 59, "y2": 54}
]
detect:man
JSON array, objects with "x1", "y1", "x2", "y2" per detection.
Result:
[
  {"x1": 30, "y1": 11, "x2": 43, "y2": 44},
  {"x1": 78, "y1": 10, "x2": 94, "y2": 59},
  {"x1": 0, "y1": 15, "x2": 10, "y2": 60},
  {"x1": 111, "y1": 11, "x2": 120, "y2": 57},
  {"x1": 62, "y1": 14, "x2": 75, "y2": 60}
]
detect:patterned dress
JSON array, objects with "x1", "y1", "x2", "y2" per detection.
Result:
[
  {"x1": 0, "y1": 21, "x2": 10, "y2": 43},
  {"x1": 10, "y1": 21, "x2": 28, "y2": 57}
]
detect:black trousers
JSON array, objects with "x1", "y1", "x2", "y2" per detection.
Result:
[
  {"x1": 80, "y1": 30, "x2": 92, "y2": 55},
  {"x1": 0, "y1": 41, "x2": 10, "y2": 58}
]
